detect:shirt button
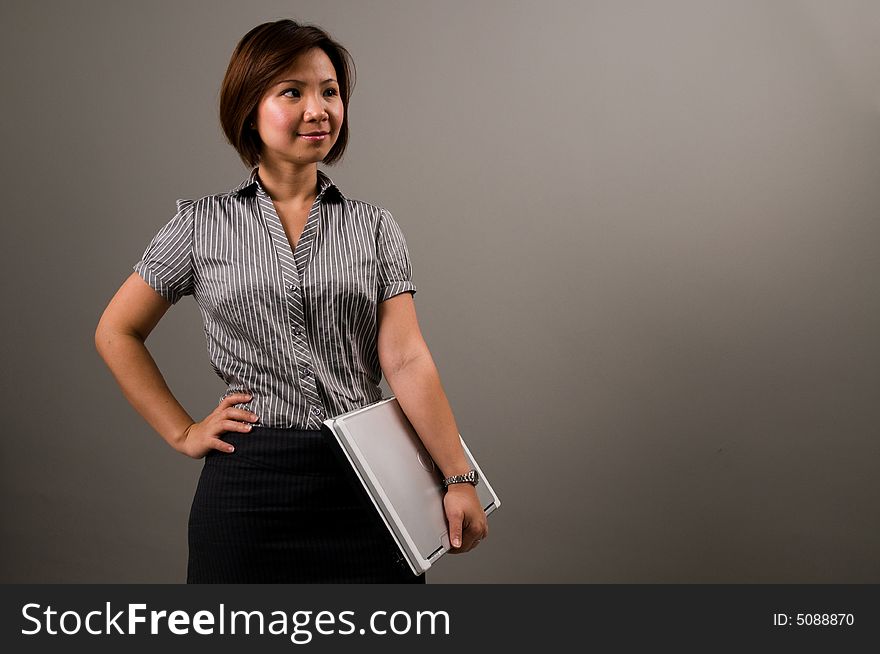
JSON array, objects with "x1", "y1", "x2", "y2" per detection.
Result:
[
  {"x1": 293, "y1": 327, "x2": 303, "y2": 336},
  {"x1": 302, "y1": 365, "x2": 312, "y2": 377},
  {"x1": 311, "y1": 406, "x2": 323, "y2": 416},
  {"x1": 286, "y1": 283, "x2": 298, "y2": 292}
]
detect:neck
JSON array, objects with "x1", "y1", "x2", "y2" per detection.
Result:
[{"x1": 256, "y1": 159, "x2": 319, "y2": 205}]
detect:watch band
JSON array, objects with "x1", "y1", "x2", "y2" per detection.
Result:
[{"x1": 441, "y1": 469, "x2": 479, "y2": 488}]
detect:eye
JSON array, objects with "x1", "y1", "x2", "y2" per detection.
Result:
[
  {"x1": 281, "y1": 88, "x2": 300, "y2": 98},
  {"x1": 324, "y1": 88, "x2": 339, "y2": 97}
]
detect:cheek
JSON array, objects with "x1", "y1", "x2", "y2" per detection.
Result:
[{"x1": 259, "y1": 104, "x2": 295, "y2": 131}]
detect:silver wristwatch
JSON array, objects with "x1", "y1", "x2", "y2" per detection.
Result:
[{"x1": 441, "y1": 469, "x2": 480, "y2": 489}]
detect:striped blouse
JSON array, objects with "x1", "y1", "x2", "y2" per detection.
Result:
[{"x1": 133, "y1": 166, "x2": 417, "y2": 429}]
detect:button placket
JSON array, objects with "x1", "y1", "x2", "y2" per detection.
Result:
[
  {"x1": 256, "y1": 188, "x2": 326, "y2": 425},
  {"x1": 291, "y1": 186, "x2": 329, "y2": 428}
]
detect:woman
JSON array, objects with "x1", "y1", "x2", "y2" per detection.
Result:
[{"x1": 95, "y1": 19, "x2": 487, "y2": 583}]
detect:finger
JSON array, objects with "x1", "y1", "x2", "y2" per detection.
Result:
[
  {"x1": 461, "y1": 525, "x2": 482, "y2": 552},
  {"x1": 218, "y1": 392, "x2": 253, "y2": 408},
  {"x1": 210, "y1": 438, "x2": 235, "y2": 454},
  {"x1": 224, "y1": 407, "x2": 260, "y2": 423},
  {"x1": 221, "y1": 418, "x2": 254, "y2": 433}
]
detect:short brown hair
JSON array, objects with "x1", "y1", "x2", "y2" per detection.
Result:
[{"x1": 219, "y1": 19, "x2": 356, "y2": 167}]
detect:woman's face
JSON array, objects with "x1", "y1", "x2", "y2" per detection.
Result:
[{"x1": 254, "y1": 48, "x2": 343, "y2": 167}]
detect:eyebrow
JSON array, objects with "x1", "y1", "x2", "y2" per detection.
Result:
[{"x1": 276, "y1": 78, "x2": 338, "y2": 86}]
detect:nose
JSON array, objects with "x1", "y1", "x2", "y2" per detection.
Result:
[{"x1": 303, "y1": 92, "x2": 328, "y2": 122}]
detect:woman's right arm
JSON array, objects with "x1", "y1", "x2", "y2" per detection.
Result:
[{"x1": 95, "y1": 273, "x2": 258, "y2": 457}]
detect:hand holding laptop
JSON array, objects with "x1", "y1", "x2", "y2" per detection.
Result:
[{"x1": 443, "y1": 483, "x2": 488, "y2": 552}]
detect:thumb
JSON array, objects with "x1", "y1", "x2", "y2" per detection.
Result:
[{"x1": 448, "y1": 510, "x2": 463, "y2": 549}]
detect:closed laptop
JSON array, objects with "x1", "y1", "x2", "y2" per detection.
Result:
[{"x1": 322, "y1": 396, "x2": 501, "y2": 575}]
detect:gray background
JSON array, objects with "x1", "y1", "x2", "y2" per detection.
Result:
[{"x1": 2, "y1": 0, "x2": 878, "y2": 583}]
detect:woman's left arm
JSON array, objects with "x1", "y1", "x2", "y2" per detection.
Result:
[{"x1": 377, "y1": 292, "x2": 488, "y2": 553}]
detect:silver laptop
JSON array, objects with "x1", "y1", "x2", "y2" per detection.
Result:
[{"x1": 321, "y1": 396, "x2": 501, "y2": 576}]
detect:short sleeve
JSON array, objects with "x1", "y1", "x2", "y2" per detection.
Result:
[
  {"x1": 376, "y1": 208, "x2": 417, "y2": 302},
  {"x1": 132, "y1": 199, "x2": 196, "y2": 305}
]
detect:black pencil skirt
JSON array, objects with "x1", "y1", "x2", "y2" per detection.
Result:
[{"x1": 187, "y1": 426, "x2": 425, "y2": 584}]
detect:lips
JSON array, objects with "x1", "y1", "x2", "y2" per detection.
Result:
[{"x1": 299, "y1": 131, "x2": 329, "y2": 143}]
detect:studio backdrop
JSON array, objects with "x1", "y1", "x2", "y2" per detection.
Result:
[{"x1": 2, "y1": 0, "x2": 879, "y2": 582}]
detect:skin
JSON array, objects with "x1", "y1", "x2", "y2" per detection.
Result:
[{"x1": 95, "y1": 47, "x2": 487, "y2": 555}]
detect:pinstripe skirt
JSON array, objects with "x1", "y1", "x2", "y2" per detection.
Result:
[{"x1": 186, "y1": 426, "x2": 425, "y2": 583}]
